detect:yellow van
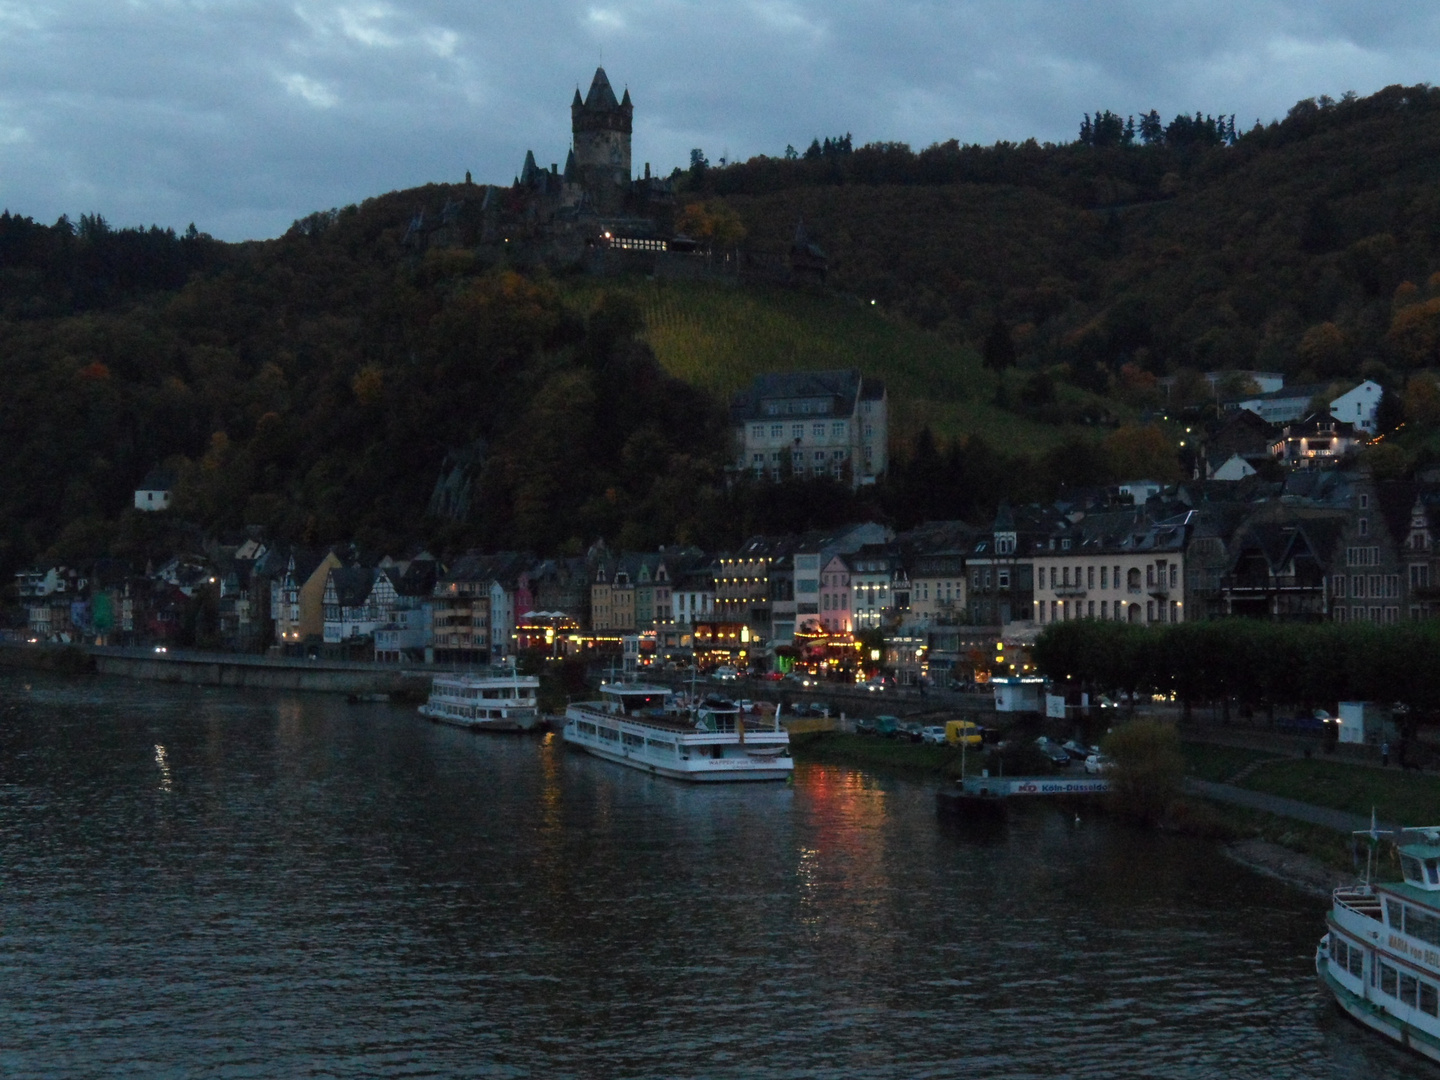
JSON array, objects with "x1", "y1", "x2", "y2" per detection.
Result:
[{"x1": 945, "y1": 720, "x2": 984, "y2": 746}]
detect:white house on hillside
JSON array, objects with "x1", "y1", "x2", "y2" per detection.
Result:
[{"x1": 1330, "y1": 380, "x2": 1383, "y2": 434}]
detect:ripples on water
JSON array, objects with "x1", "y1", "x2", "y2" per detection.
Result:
[{"x1": 0, "y1": 674, "x2": 1428, "y2": 1078}]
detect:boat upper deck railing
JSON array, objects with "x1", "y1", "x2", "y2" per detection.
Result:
[{"x1": 1333, "y1": 885, "x2": 1384, "y2": 919}]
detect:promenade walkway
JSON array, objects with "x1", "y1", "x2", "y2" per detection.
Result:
[{"x1": 1183, "y1": 777, "x2": 1397, "y2": 834}]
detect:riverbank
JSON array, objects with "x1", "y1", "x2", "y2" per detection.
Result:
[{"x1": 0, "y1": 642, "x2": 431, "y2": 697}]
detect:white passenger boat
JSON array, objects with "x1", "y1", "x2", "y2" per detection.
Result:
[
  {"x1": 419, "y1": 670, "x2": 542, "y2": 732},
  {"x1": 563, "y1": 682, "x2": 792, "y2": 782},
  {"x1": 1317, "y1": 824, "x2": 1440, "y2": 1063}
]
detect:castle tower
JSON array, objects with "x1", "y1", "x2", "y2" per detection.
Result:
[{"x1": 571, "y1": 67, "x2": 632, "y2": 213}]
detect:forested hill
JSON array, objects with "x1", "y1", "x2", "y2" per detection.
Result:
[
  {"x1": 693, "y1": 83, "x2": 1440, "y2": 390},
  {"x1": 6, "y1": 83, "x2": 1440, "y2": 577}
]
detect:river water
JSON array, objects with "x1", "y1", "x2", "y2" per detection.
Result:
[{"x1": 0, "y1": 673, "x2": 1427, "y2": 1078}]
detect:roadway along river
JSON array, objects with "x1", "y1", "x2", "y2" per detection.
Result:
[{"x1": 0, "y1": 674, "x2": 1426, "y2": 1078}]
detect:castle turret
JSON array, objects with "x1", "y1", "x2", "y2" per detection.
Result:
[{"x1": 571, "y1": 67, "x2": 632, "y2": 212}]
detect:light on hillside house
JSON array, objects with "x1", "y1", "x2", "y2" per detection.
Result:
[
  {"x1": 741, "y1": 626, "x2": 751, "y2": 643},
  {"x1": 870, "y1": 648, "x2": 881, "y2": 661}
]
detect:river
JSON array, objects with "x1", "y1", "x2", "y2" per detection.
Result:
[{"x1": 0, "y1": 673, "x2": 1427, "y2": 1078}]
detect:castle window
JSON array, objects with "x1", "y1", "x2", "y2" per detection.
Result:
[
  {"x1": 771, "y1": 424, "x2": 783, "y2": 438},
  {"x1": 751, "y1": 425, "x2": 763, "y2": 440},
  {"x1": 813, "y1": 423, "x2": 825, "y2": 438},
  {"x1": 832, "y1": 422, "x2": 845, "y2": 437},
  {"x1": 792, "y1": 424, "x2": 803, "y2": 440}
]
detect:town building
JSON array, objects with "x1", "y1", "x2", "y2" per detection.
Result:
[
  {"x1": 730, "y1": 369, "x2": 888, "y2": 488},
  {"x1": 1032, "y1": 510, "x2": 1192, "y2": 626}
]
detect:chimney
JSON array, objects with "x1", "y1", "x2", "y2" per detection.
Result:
[
  {"x1": 551, "y1": 163, "x2": 558, "y2": 175},
  {"x1": 644, "y1": 162, "x2": 651, "y2": 179}
]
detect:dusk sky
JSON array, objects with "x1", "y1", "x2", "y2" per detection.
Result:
[{"x1": 2, "y1": 1, "x2": 1438, "y2": 241}]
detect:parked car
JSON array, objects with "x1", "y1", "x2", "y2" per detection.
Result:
[
  {"x1": 855, "y1": 717, "x2": 877, "y2": 736},
  {"x1": 1034, "y1": 738, "x2": 1072, "y2": 768},
  {"x1": 920, "y1": 725, "x2": 948, "y2": 745},
  {"x1": 760, "y1": 671, "x2": 784, "y2": 682},
  {"x1": 713, "y1": 666, "x2": 739, "y2": 681},
  {"x1": 873, "y1": 715, "x2": 901, "y2": 737},
  {"x1": 1084, "y1": 753, "x2": 1114, "y2": 775},
  {"x1": 898, "y1": 721, "x2": 924, "y2": 743},
  {"x1": 1061, "y1": 740, "x2": 1096, "y2": 762},
  {"x1": 808, "y1": 702, "x2": 832, "y2": 719}
]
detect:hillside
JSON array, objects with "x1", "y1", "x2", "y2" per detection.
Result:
[
  {"x1": 8, "y1": 84, "x2": 1440, "y2": 574},
  {"x1": 560, "y1": 277, "x2": 1080, "y2": 449}
]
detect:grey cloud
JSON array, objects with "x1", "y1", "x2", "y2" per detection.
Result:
[{"x1": 0, "y1": 1, "x2": 1436, "y2": 240}]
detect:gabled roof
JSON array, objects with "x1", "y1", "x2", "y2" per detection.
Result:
[
  {"x1": 328, "y1": 567, "x2": 375, "y2": 608},
  {"x1": 138, "y1": 467, "x2": 177, "y2": 491}
]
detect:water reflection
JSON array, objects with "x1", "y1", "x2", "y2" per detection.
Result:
[
  {"x1": 0, "y1": 672, "x2": 1426, "y2": 1079},
  {"x1": 153, "y1": 743, "x2": 171, "y2": 793}
]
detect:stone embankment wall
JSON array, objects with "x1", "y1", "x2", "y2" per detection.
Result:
[{"x1": 0, "y1": 644, "x2": 431, "y2": 697}]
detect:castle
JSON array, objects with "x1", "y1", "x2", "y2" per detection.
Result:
[
  {"x1": 404, "y1": 68, "x2": 823, "y2": 283},
  {"x1": 474, "y1": 67, "x2": 674, "y2": 263}
]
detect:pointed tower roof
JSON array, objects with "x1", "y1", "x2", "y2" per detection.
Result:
[
  {"x1": 583, "y1": 67, "x2": 620, "y2": 110},
  {"x1": 563, "y1": 148, "x2": 577, "y2": 183},
  {"x1": 621, "y1": 87, "x2": 632, "y2": 107},
  {"x1": 572, "y1": 87, "x2": 583, "y2": 107},
  {"x1": 520, "y1": 149, "x2": 539, "y2": 184}
]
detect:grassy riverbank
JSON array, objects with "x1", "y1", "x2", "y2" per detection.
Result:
[{"x1": 1181, "y1": 740, "x2": 1440, "y2": 830}]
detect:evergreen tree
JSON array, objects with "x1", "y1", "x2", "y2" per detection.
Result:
[{"x1": 981, "y1": 315, "x2": 1017, "y2": 371}]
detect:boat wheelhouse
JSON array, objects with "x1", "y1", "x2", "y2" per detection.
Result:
[
  {"x1": 1316, "y1": 826, "x2": 1440, "y2": 1063},
  {"x1": 419, "y1": 670, "x2": 542, "y2": 732},
  {"x1": 563, "y1": 682, "x2": 792, "y2": 782}
]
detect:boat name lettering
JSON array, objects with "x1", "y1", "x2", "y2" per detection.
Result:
[{"x1": 1390, "y1": 933, "x2": 1440, "y2": 968}]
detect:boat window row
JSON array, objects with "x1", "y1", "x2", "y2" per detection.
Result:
[
  {"x1": 576, "y1": 721, "x2": 597, "y2": 736},
  {"x1": 1400, "y1": 853, "x2": 1440, "y2": 886},
  {"x1": 1377, "y1": 960, "x2": 1440, "y2": 1016},
  {"x1": 598, "y1": 726, "x2": 620, "y2": 742},
  {"x1": 622, "y1": 732, "x2": 644, "y2": 748},
  {"x1": 645, "y1": 738, "x2": 676, "y2": 755},
  {"x1": 1332, "y1": 937, "x2": 1365, "y2": 978},
  {"x1": 1386, "y1": 898, "x2": 1440, "y2": 946}
]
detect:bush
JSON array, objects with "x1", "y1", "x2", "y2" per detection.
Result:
[{"x1": 1103, "y1": 719, "x2": 1184, "y2": 825}]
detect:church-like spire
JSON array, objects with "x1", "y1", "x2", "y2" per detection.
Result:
[
  {"x1": 583, "y1": 66, "x2": 619, "y2": 110},
  {"x1": 572, "y1": 87, "x2": 583, "y2": 108}
]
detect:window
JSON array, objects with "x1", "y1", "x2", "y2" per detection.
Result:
[
  {"x1": 1147, "y1": 600, "x2": 1155, "y2": 622},
  {"x1": 1424, "y1": 981, "x2": 1440, "y2": 1017},
  {"x1": 832, "y1": 422, "x2": 845, "y2": 437},
  {"x1": 1088, "y1": 601, "x2": 1095, "y2": 618},
  {"x1": 1170, "y1": 565, "x2": 1178, "y2": 588},
  {"x1": 1360, "y1": 493, "x2": 1369, "y2": 509},
  {"x1": 770, "y1": 424, "x2": 783, "y2": 438},
  {"x1": 751, "y1": 424, "x2": 763, "y2": 439},
  {"x1": 1101, "y1": 566, "x2": 1109, "y2": 589},
  {"x1": 1411, "y1": 564, "x2": 1431, "y2": 588},
  {"x1": 1333, "y1": 575, "x2": 1346, "y2": 598},
  {"x1": 998, "y1": 570, "x2": 1010, "y2": 589},
  {"x1": 1114, "y1": 565, "x2": 1121, "y2": 587},
  {"x1": 863, "y1": 423, "x2": 874, "y2": 437},
  {"x1": 792, "y1": 424, "x2": 803, "y2": 440},
  {"x1": 813, "y1": 423, "x2": 825, "y2": 438},
  {"x1": 983, "y1": 570, "x2": 992, "y2": 589},
  {"x1": 1388, "y1": 574, "x2": 1400, "y2": 598},
  {"x1": 1401, "y1": 974, "x2": 1419, "y2": 1008},
  {"x1": 1087, "y1": 566, "x2": 1095, "y2": 590},
  {"x1": 1352, "y1": 576, "x2": 1365, "y2": 599},
  {"x1": 1101, "y1": 600, "x2": 1108, "y2": 618},
  {"x1": 1379, "y1": 962, "x2": 1398, "y2": 998},
  {"x1": 1358, "y1": 517, "x2": 1369, "y2": 536}
]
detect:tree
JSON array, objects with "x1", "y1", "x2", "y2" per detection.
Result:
[
  {"x1": 1101, "y1": 719, "x2": 1183, "y2": 825},
  {"x1": 981, "y1": 315, "x2": 1017, "y2": 371},
  {"x1": 1138, "y1": 109, "x2": 1163, "y2": 146}
]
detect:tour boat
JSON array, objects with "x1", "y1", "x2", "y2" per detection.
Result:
[
  {"x1": 563, "y1": 682, "x2": 793, "y2": 782},
  {"x1": 1316, "y1": 824, "x2": 1440, "y2": 1063},
  {"x1": 419, "y1": 670, "x2": 542, "y2": 732}
]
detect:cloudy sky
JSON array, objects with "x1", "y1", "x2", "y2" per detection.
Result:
[{"x1": 1, "y1": 1, "x2": 1437, "y2": 241}]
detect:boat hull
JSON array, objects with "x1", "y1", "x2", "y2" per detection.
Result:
[
  {"x1": 1317, "y1": 941, "x2": 1440, "y2": 1065},
  {"x1": 572, "y1": 739, "x2": 793, "y2": 781},
  {"x1": 419, "y1": 707, "x2": 540, "y2": 733}
]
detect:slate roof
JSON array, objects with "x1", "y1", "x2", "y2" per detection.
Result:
[
  {"x1": 730, "y1": 369, "x2": 870, "y2": 422},
  {"x1": 582, "y1": 67, "x2": 621, "y2": 111},
  {"x1": 328, "y1": 567, "x2": 375, "y2": 608}
]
